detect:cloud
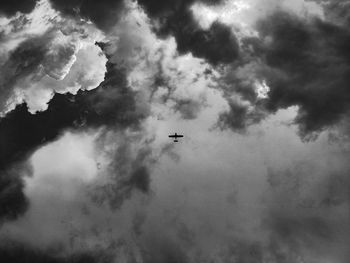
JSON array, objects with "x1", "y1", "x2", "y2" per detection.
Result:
[
  {"x1": 137, "y1": 0, "x2": 239, "y2": 65},
  {"x1": 49, "y1": 0, "x2": 125, "y2": 31},
  {"x1": 0, "y1": 60, "x2": 148, "y2": 171},
  {"x1": 0, "y1": 240, "x2": 105, "y2": 263},
  {"x1": 0, "y1": 163, "x2": 31, "y2": 222},
  {"x1": 140, "y1": 233, "x2": 189, "y2": 263},
  {"x1": 190, "y1": 0, "x2": 324, "y2": 38},
  {"x1": 0, "y1": 131, "x2": 155, "y2": 253},
  {"x1": 0, "y1": 60, "x2": 149, "y2": 222},
  {"x1": 262, "y1": 166, "x2": 350, "y2": 262},
  {"x1": 23, "y1": 43, "x2": 107, "y2": 113},
  {"x1": 173, "y1": 99, "x2": 202, "y2": 120},
  {"x1": 1, "y1": 1, "x2": 350, "y2": 263},
  {"x1": 317, "y1": 0, "x2": 350, "y2": 26},
  {"x1": 218, "y1": 10, "x2": 350, "y2": 139},
  {"x1": 90, "y1": 132, "x2": 154, "y2": 210},
  {"x1": 0, "y1": 0, "x2": 106, "y2": 115},
  {"x1": 259, "y1": 12, "x2": 350, "y2": 137},
  {"x1": 217, "y1": 97, "x2": 265, "y2": 132},
  {"x1": 99, "y1": 2, "x2": 217, "y2": 121},
  {"x1": 0, "y1": 0, "x2": 38, "y2": 16},
  {"x1": 129, "y1": 166, "x2": 151, "y2": 193}
]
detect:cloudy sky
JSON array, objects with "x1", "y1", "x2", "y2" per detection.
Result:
[{"x1": 0, "y1": 0, "x2": 350, "y2": 262}]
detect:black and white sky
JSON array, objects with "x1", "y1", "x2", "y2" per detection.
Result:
[{"x1": 0, "y1": 0, "x2": 350, "y2": 262}]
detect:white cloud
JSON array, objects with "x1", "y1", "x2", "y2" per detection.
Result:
[
  {"x1": 191, "y1": 0, "x2": 325, "y2": 39},
  {"x1": 22, "y1": 43, "x2": 107, "y2": 113},
  {"x1": 0, "y1": 0, "x2": 107, "y2": 115},
  {"x1": 0, "y1": 132, "x2": 100, "y2": 248},
  {"x1": 255, "y1": 79, "x2": 269, "y2": 99},
  {"x1": 104, "y1": 1, "x2": 219, "y2": 121}
]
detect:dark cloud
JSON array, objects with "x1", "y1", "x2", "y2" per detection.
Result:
[
  {"x1": 137, "y1": 0, "x2": 223, "y2": 18},
  {"x1": 174, "y1": 99, "x2": 202, "y2": 119},
  {"x1": 218, "y1": 101, "x2": 250, "y2": 132},
  {"x1": 3, "y1": 37, "x2": 48, "y2": 77},
  {"x1": 321, "y1": 173, "x2": 350, "y2": 207},
  {"x1": 318, "y1": 0, "x2": 350, "y2": 26},
  {"x1": 0, "y1": 0, "x2": 38, "y2": 16},
  {"x1": 129, "y1": 166, "x2": 151, "y2": 193},
  {"x1": 138, "y1": 0, "x2": 239, "y2": 65},
  {"x1": 218, "y1": 99, "x2": 266, "y2": 132},
  {"x1": 140, "y1": 234, "x2": 189, "y2": 263},
  {"x1": 264, "y1": 213, "x2": 343, "y2": 262},
  {"x1": 49, "y1": 0, "x2": 125, "y2": 31},
  {"x1": 266, "y1": 211, "x2": 334, "y2": 245},
  {"x1": 0, "y1": 240, "x2": 109, "y2": 263},
  {"x1": 216, "y1": 241, "x2": 263, "y2": 263},
  {"x1": 89, "y1": 142, "x2": 153, "y2": 210},
  {"x1": 127, "y1": 143, "x2": 154, "y2": 194},
  {"x1": 0, "y1": 164, "x2": 30, "y2": 222},
  {"x1": 259, "y1": 13, "x2": 350, "y2": 137},
  {"x1": 220, "y1": 11, "x2": 350, "y2": 138}
]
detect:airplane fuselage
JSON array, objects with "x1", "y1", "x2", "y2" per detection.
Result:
[{"x1": 169, "y1": 132, "x2": 184, "y2": 142}]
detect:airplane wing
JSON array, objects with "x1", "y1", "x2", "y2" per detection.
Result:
[
  {"x1": 177, "y1": 135, "x2": 184, "y2": 137},
  {"x1": 169, "y1": 135, "x2": 176, "y2": 138}
]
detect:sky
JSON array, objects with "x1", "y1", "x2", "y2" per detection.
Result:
[{"x1": 0, "y1": 0, "x2": 350, "y2": 262}]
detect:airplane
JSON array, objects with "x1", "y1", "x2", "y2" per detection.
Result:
[{"x1": 168, "y1": 132, "x2": 184, "y2": 142}]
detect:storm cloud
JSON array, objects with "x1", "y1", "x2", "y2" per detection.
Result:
[
  {"x1": 218, "y1": 10, "x2": 350, "y2": 139},
  {"x1": 49, "y1": 0, "x2": 125, "y2": 31},
  {"x1": 0, "y1": 164, "x2": 30, "y2": 222},
  {"x1": 0, "y1": 0, "x2": 38, "y2": 16},
  {"x1": 1, "y1": 1, "x2": 350, "y2": 263},
  {"x1": 138, "y1": 0, "x2": 239, "y2": 65},
  {"x1": 0, "y1": 240, "x2": 108, "y2": 263}
]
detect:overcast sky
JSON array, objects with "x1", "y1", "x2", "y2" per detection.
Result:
[{"x1": 0, "y1": 0, "x2": 350, "y2": 262}]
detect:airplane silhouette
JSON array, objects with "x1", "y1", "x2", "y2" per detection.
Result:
[{"x1": 168, "y1": 132, "x2": 184, "y2": 142}]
